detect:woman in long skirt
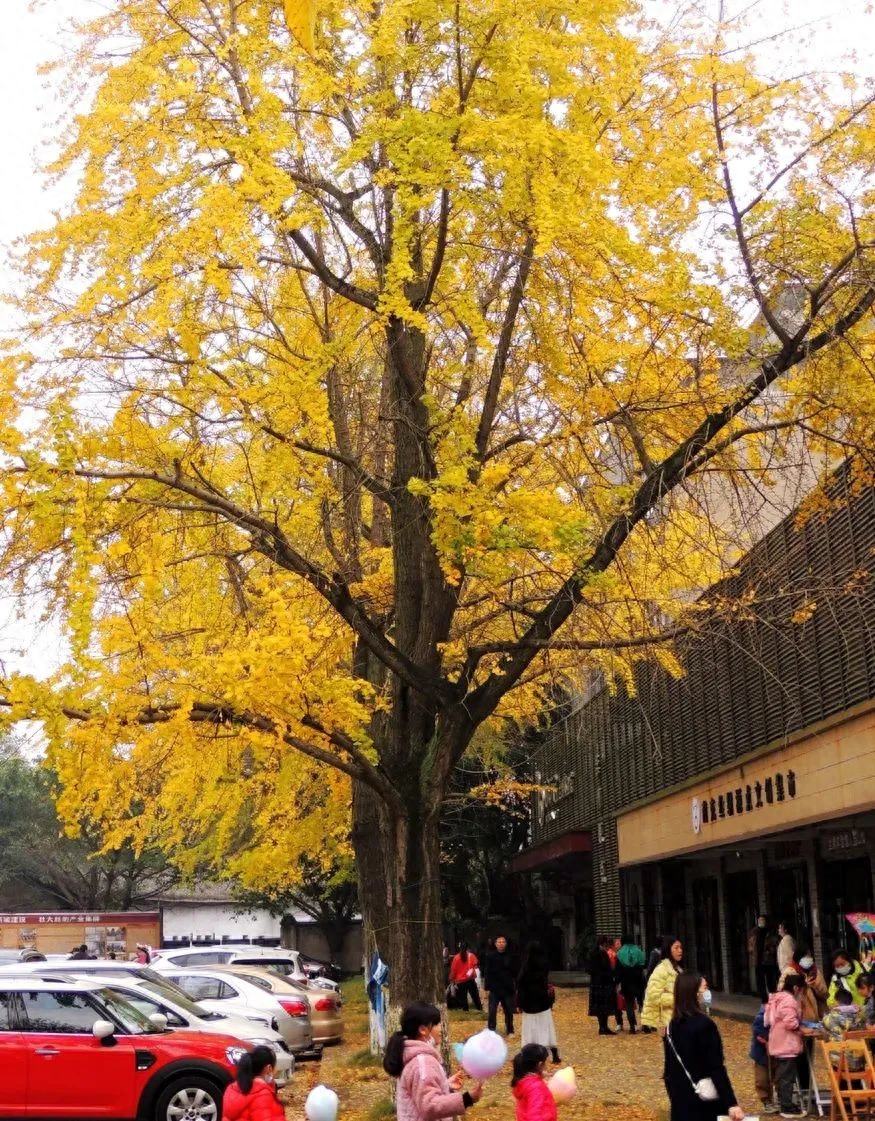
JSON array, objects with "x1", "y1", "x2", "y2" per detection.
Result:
[{"x1": 516, "y1": 941, "x2": 560, "y2": 1063}]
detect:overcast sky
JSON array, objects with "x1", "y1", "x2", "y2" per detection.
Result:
[{"x1": 0, "y1": 0, "x2": 873, "y2": 686}]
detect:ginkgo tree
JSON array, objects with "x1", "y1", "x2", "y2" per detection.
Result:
[{"x1": 1, "y1": 0, "x2": 874, "y2": 1006}]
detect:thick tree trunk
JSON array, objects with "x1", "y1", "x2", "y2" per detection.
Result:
[{"x1": 352, "y1": 779, "x2": 444, "y2": 1009}]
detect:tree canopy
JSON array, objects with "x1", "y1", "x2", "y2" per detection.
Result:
[
  {"x1": 0, "y1": 736, "x2": 180, "y2": 911},
  {"x1": 0, "y1": 0, "x2": 873, "y2": 1001}
]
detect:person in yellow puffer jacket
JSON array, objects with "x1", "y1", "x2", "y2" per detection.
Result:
[{"x1": 641, "y1": 937, "x2": 684, "y2": 1033}]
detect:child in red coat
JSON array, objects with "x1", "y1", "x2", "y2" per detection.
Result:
[
  {"x1": 224, "y1": 1046, "x2": 285, "y2": 1121},
  {"x1": 511, "y1": 1045, "x2": 557, "y2": 1121}
]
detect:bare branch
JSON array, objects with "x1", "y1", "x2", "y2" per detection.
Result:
[
  {"x1": 285, "y1": 229, "x2": 378, "y2": 309},
  {"x1": 475, "y1": 232, "x2": 536, "y2": 459}
]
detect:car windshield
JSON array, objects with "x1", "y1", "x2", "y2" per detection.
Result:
[
  {"x1": 95, "y1": 987, "x2": 161, "y2": 1035},
  {"x1": 139, "y1": 980, "x2": 225, "y2": 1021},
  {"x1": 237, "y1": 960, "x2": 297, "y2": 978}
]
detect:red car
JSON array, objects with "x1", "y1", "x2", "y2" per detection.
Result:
[{"x1": 0, "y1": 973, "x2": 247, "y2": 1119}]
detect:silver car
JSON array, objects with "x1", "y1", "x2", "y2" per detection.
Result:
[
  {"x1": 152, "y1": 946, "x2": 340, "y2": 992},
  {"x1": 154, "y1": 965, "x2": 320, "y2": 1057}
]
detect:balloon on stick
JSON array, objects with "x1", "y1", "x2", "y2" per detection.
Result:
[
  {"x1": 305, "y1": 1085, "x2": 339, "y2": 1121},
  {"x1": 460, "y1": 1029, "x2": 508, "y2": 1080},
  {"x1": 548, "y1": 1067, "x2": 577, "y2": 1103}
]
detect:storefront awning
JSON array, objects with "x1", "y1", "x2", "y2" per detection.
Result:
[{"x1": 511, "y1": 831, "x2": 591, "y2": 873}]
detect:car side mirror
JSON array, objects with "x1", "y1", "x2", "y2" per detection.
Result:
[
  {"x1": 93, "y1": 1020, "x2": 116, "y2": 1046},
  {"x1": 148, "y1": 1013, "x2": 168, "y2": 1031}
]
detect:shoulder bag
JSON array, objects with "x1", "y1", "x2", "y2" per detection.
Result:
[{"x1": 666, "y1": 1024, "x2": 719, "y2": 1102}]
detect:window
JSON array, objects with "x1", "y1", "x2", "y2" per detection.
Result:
[
  {"x1": 169, "y1": 976, "x2": 237, "y2": 1002},
  {"x1": 0, "y1": 992, "x2": 15, "y2": 1031},
  {"x1": 21, "y1": 991, "x2": 105, "y2": 1034},
  {"x1": 179, "y1": 952, "x2": 228, "y2": 966},
  {"x1": 106, "y1": 988, "x2": 186, "y2": 1028}
]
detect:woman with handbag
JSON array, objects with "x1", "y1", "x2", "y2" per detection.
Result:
[
  {"x1": 663, "y1": 972, "x2": 744, "y2": 1121},
  {"x1": 517, "y1": 941, "x2": 561, "y2": 1063}
]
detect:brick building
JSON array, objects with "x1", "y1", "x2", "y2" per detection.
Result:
[{"x1": 516, "y1": 463, "x2": 875, "y2": 990}]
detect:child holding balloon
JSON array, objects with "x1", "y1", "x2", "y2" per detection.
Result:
[
  {"x1": 384, "y1": 1003, "x2": 484, "y2": 1121},
  {"x1": 511, "y1": 1046, "x2": 557, "y2": 1121}
]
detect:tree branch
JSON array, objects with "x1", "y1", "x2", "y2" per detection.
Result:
[
  {"x1": 475, "y1": 232, "x2": 536, "y2": 460},
  {"x1": 711, "y1": 76, "x2": 791, "y2": 345},
  {"x1": 26, "y1": 463, "x2": 434, "y2": 699},
  {"x1": 0, "y1": 695, "x2": 401, "y2": 808},
  {"x1": 460, "y1": 282, "x2": 875, "y2": 717},
  {"x1": 285, "y1": 229, "x2": 377, "y2": 310}
]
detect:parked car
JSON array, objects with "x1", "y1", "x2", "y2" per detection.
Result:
[
  {"x1": 221, "y1": 955, "x2": 342, "y2": 999},
  {"x1": 153, "y1": 964, "x2": 322, "y2": 1058},
  {"x1": 220, "y1": 963, "x2": 344, "y2": 1044},
  {"x1": 152, "y1": 946, "x2": 341, "y2": 992},
  {"x1": 0, "y1": 959, "x2": 179, "y2": 985},
  {"x1": 0, "y1": 959, "x2": 288, "y2": 1037},
  {"x1": 77, "y1": 973, "x2": 295, "y2": 1086},
  {"x1": 298, "y1": 954, "x2": 343, "y2": 983},
  {"x1": 0, "y1": 971, "x2": 243, "y2": 1120}
]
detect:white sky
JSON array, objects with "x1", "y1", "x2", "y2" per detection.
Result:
[{"x1": 0, "y1": 0, "x2": 873, "y2": 686}]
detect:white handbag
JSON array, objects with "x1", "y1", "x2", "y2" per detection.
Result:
[{"x1": 666, "y1": 1026, "x2": 720, "y2": 1101}]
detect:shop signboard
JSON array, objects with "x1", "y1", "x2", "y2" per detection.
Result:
[{"x1": 616, "y1": 702, "x2": 875, "y2": 866}]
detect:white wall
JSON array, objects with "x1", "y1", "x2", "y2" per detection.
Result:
[{"x1": 161, "y1": 902, "x2": 279, "y2": 943}]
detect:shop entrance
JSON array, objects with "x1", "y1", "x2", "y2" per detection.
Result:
[
  {"x1": 692, "y1": 877, "x2": 724, "y2": 991},
  {"x1": 819, "y1": 853, "x2": 873, "y2": 959},
  {"x1": 767, "y1": 864, "x2": 811, "y2": 951},
  {"x1": 725, "y1": 869, "x2": 759, "y2": 994}
]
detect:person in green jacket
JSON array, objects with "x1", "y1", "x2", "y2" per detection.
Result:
[
  {"x1": 827, "y1": 949, "x2": 867, "y2": 1008},
  {"x1": 616, "y1": 934, "x2": 647, "y2": 1034}
]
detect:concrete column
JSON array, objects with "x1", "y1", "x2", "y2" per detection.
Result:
[
  {"x1": 806, "y1": 839, "x2": 824, "y2": 966},
  {"x1": 716, "y1": 857, "x2": 731, "y2": 993}
]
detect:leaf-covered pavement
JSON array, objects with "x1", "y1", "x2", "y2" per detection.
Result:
[{"x1": 280, "y1": 984, "x2": 762, "y2": 1121}]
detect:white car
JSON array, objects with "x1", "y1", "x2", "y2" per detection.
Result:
[
  {"x1": 152, "y1": 946, "x2": 340, "y2": 992},
  {"x1": 152, "y1": 965, "x2": 321, "y2": 1056},
  {"x1": 86, "y1": 974, "x2": 295, "y2": 1086}
]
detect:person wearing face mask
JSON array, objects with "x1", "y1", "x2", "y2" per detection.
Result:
[
  {"x1": 778, "y1": 949, "x2": 827, "y2": 1024},
  {"x1": 828, "y1": 949, "x2": 867, "y2": 1008},
  {"x1": 223, "y1": 1046, "x2": 285, "y2": 1121},
  {"x1": 663, "y1": 972, "x2": 744, "y2": 1121},
  {"x1": 777, "y1": 949, "x2": 826, "y2": 1101},
  {"x1": 383, "y1": 1002, "x2": 483, "y2": 1121}
]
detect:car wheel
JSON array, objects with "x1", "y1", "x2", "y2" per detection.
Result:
[{"x1": 155, "y1": 1076, "x2": 223, "y2": 1121}]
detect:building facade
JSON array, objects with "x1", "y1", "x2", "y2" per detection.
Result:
[{"x1": 518, "y1": 465, "x2": 875, "y2": 989}]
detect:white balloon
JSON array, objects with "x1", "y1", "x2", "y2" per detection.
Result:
[
  {"x1": 460, "y1": 1029, "x2": 508, "y2": 1080},
  {"x1": 305, "y1": 1085, "x2": 339, "y2": 1121}
]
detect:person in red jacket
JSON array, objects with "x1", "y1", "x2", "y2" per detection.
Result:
[
  {"x1": 449, "y1": 943, "x2": 482, "y2": 1011},
  {"x1": 224, "y1": 1046, "x2": 285, "y2": 1121},
  {"x1": 511, "y1": 1044, "x2": 557, "y2": 1121}
]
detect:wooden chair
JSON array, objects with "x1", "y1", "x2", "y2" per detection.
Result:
[{"x1": 820, "y1": 1039, "x2": 875, "y2": 1120}]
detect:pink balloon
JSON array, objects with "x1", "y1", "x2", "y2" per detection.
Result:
[
  {"x1": 460, "y1": 1030, "x2": 508, "y2": 1080},
  {"x1": 548, "y1": 1067, "x2": 577, "y2": 1103}
]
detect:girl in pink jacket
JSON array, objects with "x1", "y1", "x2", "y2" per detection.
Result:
[
  {"x1": 765, "y1": 973, "x2": 805, "y2": 1118},
  {"x1": 511, "y1": 1045, "x2": 557, "y2": 1121},
  {"x1": 383, "y1": 1003, "x2": 483, "y2": 1121}
]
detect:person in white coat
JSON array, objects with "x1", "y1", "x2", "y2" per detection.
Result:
[{"x1": 776, "y1": 923, "x2": 796, "y2": 975}]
